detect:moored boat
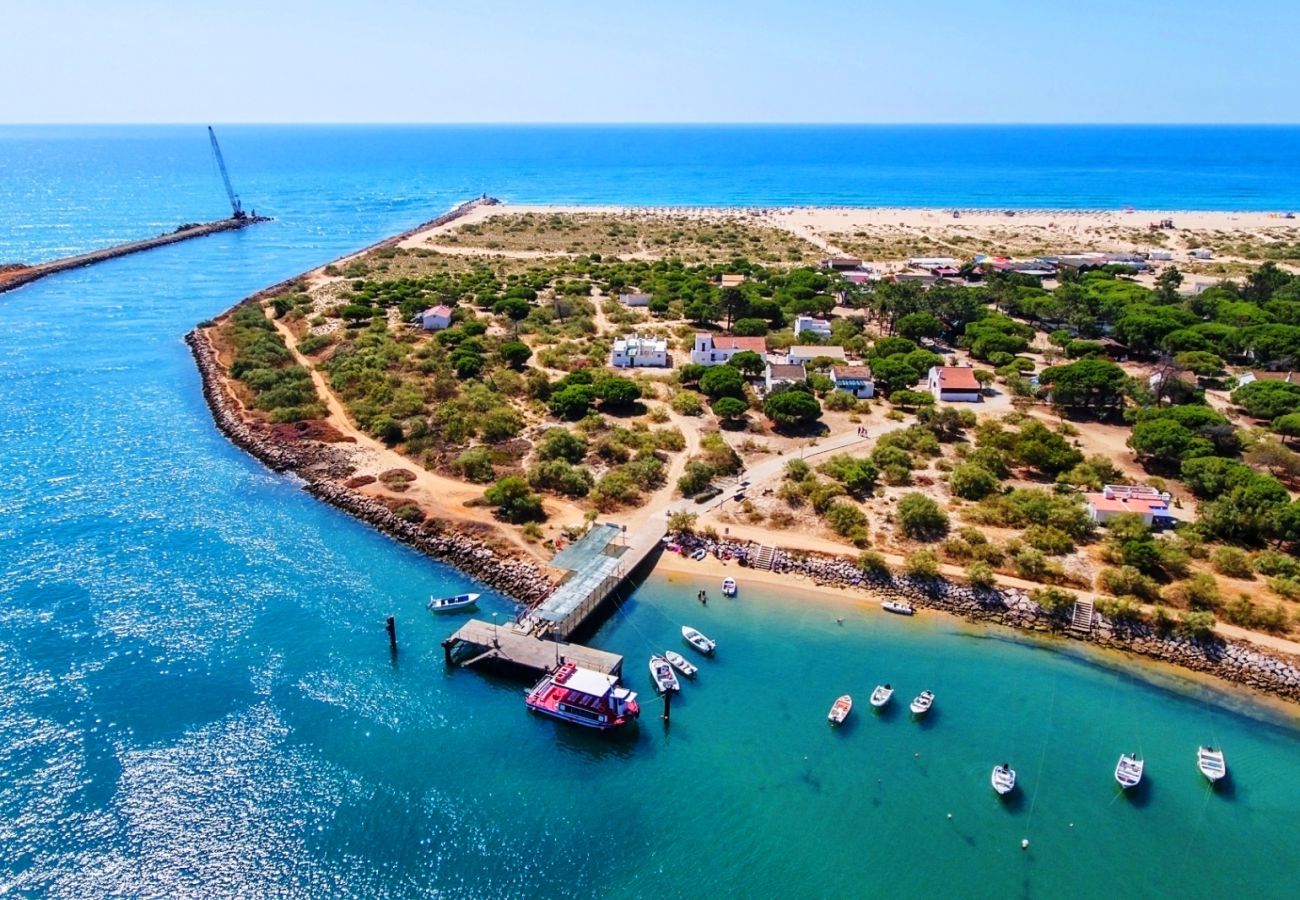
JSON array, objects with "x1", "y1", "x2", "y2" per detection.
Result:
[
  {"x1": 1115, "y1": 753, "x2": 1144, "y2": 789},
  {"x1": 881, "y1": 600, "x2": 914, "y2": 616},
  {"x1": 427, "y1": 592, "x2": 480, "y2": 613},
  {"x1": 649, "y1": 655, "x2": 681, "y2": 693},
  {"x1": 992, "y1": 763, "x2": 1017, "y2": 796},
  {"x1": 721, "y1": 577, "x2": 737, "y2": 597},
  {"x1": 682, "y1": 626, "x2": 716, "y2": 655},
  {"x1": 909, "y1": 690, "x2": 935, "y2": 716},
  {"x1": 828, "y1": 694, "x2": 853, "y2": 726},
  {"x1": 869, "y1": 683, "x2": 894, "y2": 708},
  {"x1": 1197, "y1": 746, "x2": 1227, "y2": 783},
  {"x1": 524, "y1": 661, "x2": 639, "y2": 731},
  {"x1": 664, "y1": 650, "x2": 698, "y2": 678}
]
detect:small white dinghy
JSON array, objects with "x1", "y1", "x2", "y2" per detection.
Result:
[
  {"x1": 648, "y1": 655, "x2": 681, "y2": 693},
  {"x1": 682, "y1": 626, "x2": 716, "y2": 655},
  {"x1": 828, "y1": 694, "x2": 853, "y2": 726},
  {"x1": 427, "y1": 592, "x2": 480, "y2": 613},
  {"x1": 909, "y1": 690, "x2": 935, "y2": 716},
  {"x1": 721, "y1": 577, "x2": 737, "y2": 597},
  {"x1": 1115, "y1": 753, "x2": 1145, "y2": 789},
  {"x1": 881, "y1": 600, "x2": 914, "y2": 616},
  {"x1": 1197, "y1": 746, "x2": 1227, "y2": 783},
  {"x1": 869, "y1": 683, "x2": 894, "y2": 708},
  {"x1": 664, "y1": 650, "x2": 697, "y2": 679},
  {"x1": 992, "y1": 763, "x2": 1017, "y2": 796}
]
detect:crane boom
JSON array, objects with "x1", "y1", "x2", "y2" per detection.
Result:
[{"x1": 207, "y1": 126, "x2": 244, "y2": 219}]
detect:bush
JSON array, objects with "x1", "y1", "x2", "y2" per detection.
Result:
[
  {"x1": 764, "y1": 390, "x2": 822, "y2": 429},
  {"x1": 1029, "y1": 586, "x2": 1076, "y2": 615},
  {"x1": 677, "y1": 461, "x2": 716, "y2": 497},
  {"x1": 1096, "y1": 596, "x2": 1143, "y2": 623},
  {"x1": 536, "y1": 427, "x2": 588, "y2": 463},
  {"x1": 896, "y1": 493, "x2": 950, "y2": 540},
  {"x1": 1209, "y1": 546, "x2": 1254, "y2": 579},
  {"x1": 818, "y1": 454, "x2": 879, "y2": 497},
  {"x1": 671, "y1": 390, "x2": 706, "y2": 416},
  {"x1": 528, "y1": 459, "x2": 594, "y2": 497},
  {"x1": 1098, "y1": 566, "x2": 1161, "y2": 601},
  {"x1": 904, "y1": 549, "x2": 941, "y2": 578},
  {"x1": 713, "y1": 396, "x2": 749, "y2": 421},
  {"x1": 858, "y1": 551, "x2": 890, "y2": 574},
  {"x1": 1179, "y1": 610, "x2": 1218, "y2": 641},
  {"x1": 965, "y1": 561, "x2": 996, "y2": 589},
  {"x1": 1164, "y1": 573, "x2": 1220, "y2": 610},
  {"x1": 1024, "y1": 525, "x2": 1075, "y2": 556},
  {"x1": 824, "y1": 502, "x2": 868, "y2": 538},
  {"x1": 667, "y1": 511, "x2": 698, "y2": 534},
  {"x1": 499, "y1": 340, "x2": 532, "y2": 369},
  {"x1": 1254, "y1": 549, "x2": 1300, "y2": 578},
  {"x1": 949, "y1": 463, "x2": 999, "y2": 501},
  {"x1": 453, "y1": 448, "x2": 495, "y2": 483},
  {"x1": 823, "y1": 390, "x2": 858, "y2": 411},
  {"x1": 483, "y1": 476, "x2": 546, "y2": 523},
  {"x1": 699, "y1": 365, "x2": 746, "y2": 399}
]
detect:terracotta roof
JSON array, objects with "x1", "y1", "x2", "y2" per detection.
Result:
[
  {"x1": 832, "y1": 366, "x2": 873, "y2": 380},
  {"x1": 767, "y1": 364, "x2": 807, "y2": 381},
  {"x1": 1251, "y1": 370, "x2": 1295, "y2": 382},
  {"x1": 934, "y1": 366, "x2": 981, "y2": 391},
  {"x1": 701, "y1": 334, "x2": 767, "y2": 353},
  {"x1": 791, "y1": 345, "x2": 846, "y2": 358},
  {"x1": 424, "y1": 304, "x2": 453, "y2": 317}
]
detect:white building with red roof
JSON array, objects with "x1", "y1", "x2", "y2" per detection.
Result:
[
  {"x1": 1085, "y1": 485, "x2": 1172, "y2": 526},
  {"x1": 927, "y1": 365, "x2": 982, "y2": 402},
  {"x1": 420, "y1": 304, "x2": 454, "y2": 331},
  {"x1": 691, "y1": 333, "x2": 767, "y2": 366}
]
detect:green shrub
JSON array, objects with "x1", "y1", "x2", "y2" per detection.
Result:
[
  {"x1": 453, "y1": 448, "x2": 495, "y2": 483},
  {"x1": 904, "y1": 549, "x2": 941, "y2": 578},
  {"x1": 896, "y1": 493, "x2": 949, "y2": 540},
  {"x1": 1209, "y1": 546, "x2": 1254, "y2": 579}
]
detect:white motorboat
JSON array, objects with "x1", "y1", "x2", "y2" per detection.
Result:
[
  {"x1": 909, "y1": 690, "x2": 935, "y2": 716},
  {"x1": 992, "y1": 763, "x2": 1017, "y2": 796},
  {"x1": 681, "y1": 626, "x2": 716, "y2": 655},
  {"x1": 869, "y1": 683, "x2": 894, "y2": 708},
  {"x1": 721, "y1": 577, "x2": 737, "y2": 597},
  {"x1": 690, "y1": 548, "x2": 707, "y2": 561},
  {"x1": 649, "y1": 655, "x2": 681, "y2": 693},
  {"x1": 828, "y1": 694, "x2": 853, "y2": 726},
  {"x1": 427, "y1": 592, "x2": 480, "y2": 613},
  {"x1": 881, "y1": 600, "x2": 915, "y2": 616},
  {"x1": 1115, "y1": 753, "x2": 1145, "y2": 789},
  {"x1": 664, "y1": 650, "x2": 697, "y2": 679},
  {"x1": 1197, "y1": 746, "x2": 1227, "y2": 783}
]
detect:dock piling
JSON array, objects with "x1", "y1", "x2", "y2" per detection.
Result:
[{"x1": 386, "y1": 616, "x2": 397, "y2": 653}]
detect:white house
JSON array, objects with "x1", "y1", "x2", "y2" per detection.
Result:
[
  {"x1": 764, "y1": 363, "x2": 807, "y2": 392},
  {"x1": 610, "y1": 335, "x2": 668, "y2": 368},
  {"x1": 690, "y1": 334, "x2": 767, "y2": 366},
  {"x1": 787, "y1": 345, "x2": 847, "y2": 366},
  {"x1": 793, "y1": 315, "x2": 832, "y2": 338},
  {"x1": 928, "y1": 365, "x2": 982, "y2": 402},
  {"x1": 618, "y1": 292, "x2": 651, "y2": 307},
  {"x1": 1085, "y1": 485, "x2": 1172, "y2": 527},
  {"x1": 420, "y1": 304, "x2": 454, "y2": 331},
  {"x1": 830, "y1": 365, "x2": 875, "y2": 398}
]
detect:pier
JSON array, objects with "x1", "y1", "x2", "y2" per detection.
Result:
[
  {"x1": 442, "y1": 519, "x2": 665, "y2": 678},
  {"x1": 0, "y1": 215, "x2": 267, "y2": 296}
]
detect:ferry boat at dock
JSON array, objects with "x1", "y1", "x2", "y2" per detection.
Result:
[{"x1": 524, "y1": 661, "x2": 639, "y2": 731}]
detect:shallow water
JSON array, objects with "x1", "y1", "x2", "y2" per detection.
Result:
[{"x1": 1, "y1": 126, "x2": 1298, "y2": 898}]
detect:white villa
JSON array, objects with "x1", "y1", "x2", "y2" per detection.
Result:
[
  {"x1": 792, "y1": 315, "x2": 832, "y2": 338},
  {"x1": 610, "y1": 335, "x2": 668, "y2": 368},
  {"x1": 787, "y1": 345, "x2": 847, "y2": 366},
  {"x1": 690, "y1": 334, "x2": 767, "y2": 366},
  {"x1": 1085, "y1": 485, "x2": 1172, "y2": 526},
  {"x1": 928, "y1": 365, "x2": 982, "y2": 402},
  {"x1": 420, "y1": 304, "x2": 453, "y2": 331},
  {"x1": 830, "y1": 365, "x2": 875, "y2": 398},
  {"x1": 764, "y1": 363, "x2": 807, "y2": 392}
]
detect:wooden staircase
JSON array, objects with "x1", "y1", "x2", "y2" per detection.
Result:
[
  {"x1": 751, "y1": 545, "x2": 776, "y2": 571},
  {"x1": 1069, "y1": 598, "x2": 1095, "y2": 633}
]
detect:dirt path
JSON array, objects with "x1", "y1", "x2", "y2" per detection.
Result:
[{"x1": 264, "y1": 310, "x2": 584, "y2": 561}]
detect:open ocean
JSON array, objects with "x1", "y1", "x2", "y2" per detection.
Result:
[{"x1": 1, "y1": 125, "x2": 1299, "y2": 898}]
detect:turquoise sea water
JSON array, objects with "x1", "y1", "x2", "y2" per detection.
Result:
[{"x1": 2, "y1": 126, "x2": 1299, "y2": 897}]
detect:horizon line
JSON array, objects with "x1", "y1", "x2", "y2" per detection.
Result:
[{"x1": 5, "y1": 121, "x2": 1300, "y2": 128}]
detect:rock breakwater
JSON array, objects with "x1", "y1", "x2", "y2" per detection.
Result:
[
  {"x1": 185, "y1": 327, "x2": 554, "y2": 604},
  {"x1": 680, "y1": 534, "x2": 1300, "y2": 704}
]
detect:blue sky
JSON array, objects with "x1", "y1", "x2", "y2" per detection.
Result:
[{"x1": 3, "y1": 0, "x2": 1297, "y2": 123}]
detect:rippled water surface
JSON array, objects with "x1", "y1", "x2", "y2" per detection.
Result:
[{"x1": 1, "y1": 126, "x2": 1299, "y2": 898}]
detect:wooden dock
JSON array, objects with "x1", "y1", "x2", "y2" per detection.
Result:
[{"x1": 442, "y1": 619, "x2": 623, "y2": 675}]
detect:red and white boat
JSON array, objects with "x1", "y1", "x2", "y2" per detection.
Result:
[{"x1": 525, "y1": 661, "x2": 640, "y2": 731}]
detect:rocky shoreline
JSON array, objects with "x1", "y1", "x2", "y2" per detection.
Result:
[
  {"x1": 677, "y1": 534, "x2": 1300, "y2": 705},
  {"x1": 185, "y1": 327, "x2": 554, "y2": 604}
]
